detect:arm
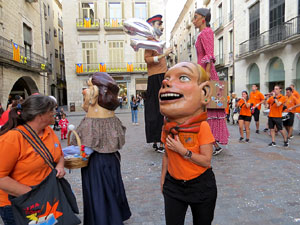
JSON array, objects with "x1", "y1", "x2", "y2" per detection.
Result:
[
  {"x1": 199, "y1": 30, "x2": 216, "y2": 66},
  {"x1": 55, "y1": 155, "x2": 65, "y2": 178},
  {"x1": 274, "y1": 97, "x2": 283, "y2": 107},
  {"x1": 0, "y1": 176, "x2": 32, "y2": 197},
  {"x1": 160, "y1": 152, "x2": 168, "y2": 193},
  {"x1": 144, "y1": 47, "x2": 172, "y2": 64},
  {"x1": 166, "y1": 135, "x2": 212, "y2": 167}
]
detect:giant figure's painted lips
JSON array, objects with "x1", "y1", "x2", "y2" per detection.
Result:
[{"x1": 160, "y1": 92, "x2": 183, "y2": 101}]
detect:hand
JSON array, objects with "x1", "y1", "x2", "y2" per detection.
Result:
[
  {"x1": 160, "y1": 178, "x2": 164, "y2": 193},
  {"x1": 255, "y1": 104, "x2": 259, "y2": 108},
  {"x1": 164, "y1": 47, "x2": 173, "y2": 57},
  {"x1": 288, "y1": 107, "x2": 292, "y2": 112},
  {"x1": 55, "y1": 166, "x2": 66, "y2": 178},
  {"x1": 166, "y1": 135, "x2": 186, "y2": 156}
]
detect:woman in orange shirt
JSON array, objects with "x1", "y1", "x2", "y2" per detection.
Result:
[
  {"x1": 0, "y1": 95, "x2": 65, "y2": 225},
  {"x1": 238, "y1": 91, "x2": 252, "y2": 143}
]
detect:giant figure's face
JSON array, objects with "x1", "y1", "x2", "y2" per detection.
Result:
[{"x1": 159, "y1": 62, "x2": 210, "y2": 123}]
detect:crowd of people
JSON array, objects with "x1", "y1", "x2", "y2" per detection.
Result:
[{"x1": 226, "y1": 84, "x2": 300, "y2": 147}]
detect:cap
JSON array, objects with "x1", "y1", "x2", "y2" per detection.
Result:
[{"x1": 146, "y1": 14, "x2": 163, "y2": 24}]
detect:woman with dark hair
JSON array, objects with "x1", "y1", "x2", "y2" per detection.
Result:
[
  {"x1": 130, "y1": 95, "x2": 139, "y2": 125},
  {"x1": 0, "y1": 95, "x2": 65, "y2": 225},
  {"x1": 192, "y1": 8, "x2": 229, "y2": 155},
  {"x1": 70, "y1": 72, "x2": 131, "y2": 225},
  {"x1": 238, "y1": 91, "x2": 252, "y2": 143}
]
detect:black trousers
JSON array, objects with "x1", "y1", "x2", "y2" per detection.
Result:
[{"x1": 163, "y1": 169, "x2": 217, "y2": 225}]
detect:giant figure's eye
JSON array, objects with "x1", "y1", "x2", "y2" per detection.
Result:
[{"x1": 179, "y1": 75, "x2": 191, "y2": 82}]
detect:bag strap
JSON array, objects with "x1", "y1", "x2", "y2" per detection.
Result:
[
  {"x1": 14, "y1": 126, "x2": 55, "y2": 170},
  {"x1": 23, "y1": 124, "x2": 55, "y2": 163}
]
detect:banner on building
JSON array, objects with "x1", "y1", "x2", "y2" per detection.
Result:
[
  {"x1": 99, "y1": 63, "x2": 106, "y2": 72},
  {"x1": 126, "y1": 63, "x2": 133, "y2": 72},
  {"x1": 12, "y1": 42, "x2": 20, "y2": 62},
  {"x1": 76, "y1": 64, "x2": 83, "y2": 73},
  {"x1": 84, "y1": 18, "x2": 91, "y2": 28}
]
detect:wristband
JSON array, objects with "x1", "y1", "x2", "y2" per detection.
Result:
[
  {"x1": 184, "y1": 150, "x2": 192, "y2": 159},
  {"x1": 273, "y1": 97, "x2": 276, "y2": 99}
]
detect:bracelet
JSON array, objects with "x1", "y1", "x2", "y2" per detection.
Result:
[
  {"x1": 273, "y1": 97, "x2": 276, "y2": 99},
  {"x1": 184, "y1": 150, "x2": 192, "y2": 159}
]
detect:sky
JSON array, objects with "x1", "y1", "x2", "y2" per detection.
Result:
[{"x1": 165, "y1": 0, "x2": 187, "y2": 45}]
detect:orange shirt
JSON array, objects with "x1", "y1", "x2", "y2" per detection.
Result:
[
  {"x1": 225, "y1": 95, "x2": 230, "y2": 114},
  {"x1": 161, "y1": 121, "x2": 215, "y2": 181},
  {"x1": 249, "y1": 90, "x2": 265, "y2": 110},
  {"x1": 285, "y1": 95, "x2": 300, "y2": 113},
  {"x1": 0, "y1": 126, "x2": 63, "y2": 206},
  {"x1": 293, "y1": 90, "x2": 300, "y2": 99},
  {"x1": 267, "y1": 94, "x2": 286, "y2": 118},
  {"x1": 238, "y1": 99, "x2": 252, "y2": 116}
]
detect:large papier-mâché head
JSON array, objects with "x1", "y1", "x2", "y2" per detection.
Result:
[{"x1": 159, "y1": 62, "x2": 211, "y2": 123}]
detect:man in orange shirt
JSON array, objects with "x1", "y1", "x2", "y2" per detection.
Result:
[
  {"x1": 290, "y1": 84, "x2": 300, "y2": 99},
  {"x1": 249, "y1": 84, "x2": 265, "y2": 133},
  {"x1": 144, "y1": 15, "x2": 172, "y2": 153},
  {"x1": 266, "y1": 85, "x2": 288, "y2": 147},
  {"x1": 284, "y1": 87, "x2": 300, "y2": 140}
]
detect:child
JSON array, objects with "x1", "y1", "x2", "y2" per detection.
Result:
[{"x1": 58, "y1": 113, "x2": 69, "y2": 139}]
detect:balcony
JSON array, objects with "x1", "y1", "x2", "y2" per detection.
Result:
[
  {"x1": 59, "y1": 54, "x2": 64, "y2": 62},
  {"x1": 215, "y1": 54, "x2": 225, "y2": 68},
  {"x1": 0, "y1": 35, "x2": 48, "y2": 73},
  {"x1": 59, "y1": 34, "x2": 63, "y2": 43},
  {"x1": 103, "y1": 18, "x2": 124, "y2": 31},
  {"x1": 76, "y1": 18, "x2": 100, "y2": 31},
  {"x1": 212, "y1": 17, "x2": 224, "y2": 33},
  {"x1": 239, "y1": 15, "x2": 300, "y2": 58},
  {"x1": 58, "y1": 18, "x2": 63, "y2": 28},
  {"x1": 75, "y1": 62, "x2": 147, "y2": 75}
]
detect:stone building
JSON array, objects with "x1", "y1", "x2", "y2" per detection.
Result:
[
  {"x1": 234, "y1": 0, "x2": 300, "y2": 96},
  {"x1": 0, "y1": 0, "x2": 48, "y2": 108},
  {"x1": 62, "y1": 0, "x2": 166, "y2": 111}
]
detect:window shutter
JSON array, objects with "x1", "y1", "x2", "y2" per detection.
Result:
[{"x1": 78, "y1": 1, "x2": 82, "y2": 18}]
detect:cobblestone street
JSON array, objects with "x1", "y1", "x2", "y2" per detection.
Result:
[{"x1": 1, "y1": 109, "x2": 300, "y2": 225}]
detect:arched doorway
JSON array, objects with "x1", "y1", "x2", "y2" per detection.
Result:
[
  {"x1": 248, "y1": 63, "x2": 260, "y2": 92},
  {"x1": 296, "y1": 56, "x2": 300, "y2": 93},
  {"x1": 268, "y1": 57, "x2": 285, "y2": 91},
  {"x1": 9, "y1": 76, "x2": 39, "y2": 100}
]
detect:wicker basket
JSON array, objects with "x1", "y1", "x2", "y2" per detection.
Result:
[{"x1": 64, "y1": 130, "x2": 89, "y2": 169}]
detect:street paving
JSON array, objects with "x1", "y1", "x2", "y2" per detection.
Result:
[{"x1": 1, "y1": 109, "x2": 300, "y2": 225}]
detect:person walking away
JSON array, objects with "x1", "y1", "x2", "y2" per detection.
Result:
[
  {"x1": 192, "y1": 8, "x2": 229, "y2": 156},
  {"x1": 59, "y1": 113, "x2": 69, "y2": 140},
  {"x1": 249, "y1": 84, "x2": 265, "y2": 133},
  {"x1": 130, "y1": 96, "x2": 139, "y2": 125},
  {"x1": 0, "y1": 95, "x2": 65, "y2": 225},
  {"x1": 144, "y1": 14, "x2": 172, "y2": 153},
  {"x1": 237, "y1": 91, "x2": 252, "y2": 143},
  {"x1": 284, "y1": 87, "x2": 300, "y2": 140},
  {"x1": 265, "y1": 85, "x2": 288, "y2": 147},
  {"x1": 230, "y1": 93, "x2": 238, "y2": 124}
]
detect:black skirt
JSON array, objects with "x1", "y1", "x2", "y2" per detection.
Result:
[
  {"x1": 81, "y1": 152, "x2": 131, "y2": 225},
  {"x1": 144, "y1": 73, "x2": 165, "y2": 143}
]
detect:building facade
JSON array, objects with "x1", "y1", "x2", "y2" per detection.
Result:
[
  {"x1": 62, "y1": 0, "x2": 166, "y2": 111},
  {"x1": 235, "y1": 0, "x2": 300, "y2": 96},
  {"x1": 0, "y1": 0, "x2": 49, "y2": 107}
]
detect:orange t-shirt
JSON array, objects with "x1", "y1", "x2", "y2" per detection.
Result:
[
  {"x1": 285, "y1": 95, "x2": 300, "y2": 113},
  {"x1": 293, "y1": 90, "x2": 300, "y2": 100},
  {"x1": 267, "y1": 94, "x2": 286, "y2": 118},
  {"x1": 238, "y1": 99, "x2": 252, "y2": 117},
  {"x1": 225, "y1": 96, "x2": 230, "y2": 114},
  {"x1": 249, "y1": 90, "x2": 265, "y2": 110},
  {"x1": 161, "y1": 121, "x2": 215, "y2": 181},
  {"x1": 0, "y1": 126, "x2": 63, "y2": 206}
]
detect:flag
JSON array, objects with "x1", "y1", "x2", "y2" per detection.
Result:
[
  {"x1": 112, "y1": 19, "x2": 118, "y2": 27},
  {"x1": 76, "y1": 64, "x2": 83, "y2": 73},
  {"x1": 99, "y1": 63, "x2": 106, "y2": 72},
  {"x1": 12, "y1": 42, "x2": 20, "y2": 62},
  {"x1": 84, "y1": 18, "x2": 91, "y2": 28},
  {"x1": 127, "y1": 63, "x2": 133, "y2": 72}
]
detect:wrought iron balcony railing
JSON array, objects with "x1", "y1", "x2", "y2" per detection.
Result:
[
  {"x1": 76, "y1": 18, "x2": 100, "y2": 31},
  {"x1": 75, "y1": 62, "x2": 147, "y2": 74},
  {"x1": 239, "y1": 15, "x2": 300, "y2": 56},
  {"x1": 103, "y1": 18, "x2": 124, "y2": 30},
  {"x1": 215, "y1": 54, "x2": 225, "y2": 66},
  {"x1": 0, "y1": 35, "x2": 48, "y2": 72}
]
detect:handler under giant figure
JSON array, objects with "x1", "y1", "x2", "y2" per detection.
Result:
[{"x1": 159, "y1": 62, "x2": 217, "y2": 225}]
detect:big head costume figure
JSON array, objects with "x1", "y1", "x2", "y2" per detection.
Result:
[
  {"x1": 82, "y1": 72, "x2": 119, "y2": 118},
  {"x1": 159, "y1": 62, "x2": 212, "y2": 123}
]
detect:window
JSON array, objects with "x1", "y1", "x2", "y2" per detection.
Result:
[
  {"x1": 54, "y1": 28, "x2": 57, "y2": 37},
  {"x1": 134, "y1": 2, "x2": 147, "y2": 20},
  {"x1": 43, "y1": 3, "x2": 47, "y2": 18},
  {"x1": 229, "y1": 30, "x2": 233, "y2": 53},
  {"x1": 82, "y1": 42, "x2": 97, "y2": 66},
  {"x1": 82, "y1": 3, "x2": 95, "y2": 19},
  {"x1": 55, "y1": 49, "x2": 58, "y2": 58},
  {"x1": 49, "y1": 29, "x2": 51, "y2": 41},
  {"x1": 135, "y1": 49, "x2": 144, "y2": 63},
  {"x1": 0, "y1": 5, "x2": 3, "y2": 21},
  {"x1": 48, "y1": 4, "x2": 50, "y2": 16},
  {"x1": 108, "y1": 41, "x2": 124, "y2": 68},
  {"x1": 218, "y1": 37, "x2": 223, "y2": 62},
  {"x1": 109, "y1": 2, "x2": 122, "y2": 20},
  {"x1": 269, "y1": 0, "x2": 285, "y2": 29},
  {"x1": 218, "y1": 3, "x2": 222, "y2": 21},
  {"x1": 23, "y1": 23, "x2": 32, "y2": 61},
  {"x1": 249, "y1": 2, "x2": 260, "y2": 39},
  {"x1": 45, "y1": 32, "x2": 49, "y2": 44},
  {"x1": 298, "y1": 0, "x2": 300, "y2": 15}
]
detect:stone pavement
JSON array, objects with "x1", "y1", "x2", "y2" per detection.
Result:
[{"x1": 1, "y1": 109, "x2": 300, "y2": 225}]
